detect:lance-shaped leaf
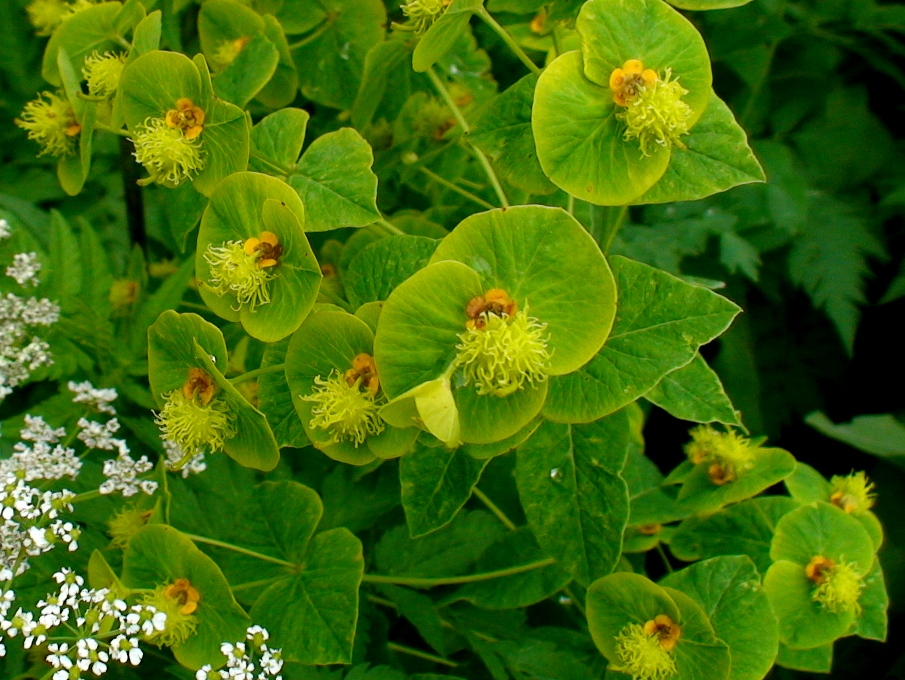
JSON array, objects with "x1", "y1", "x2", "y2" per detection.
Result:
[
  {"x1": 195, "y1": 171, "x2": 321, "y2": 343},
  {"x1": 148, "y1": 310, "x2": 280, "y2": 471},
  {"x1": 121, "y1": 524, "x2": 250, "y2": 670},
  {"x1": 544, "y1": 256, "x2": 740, "y2": 424},
  {"x1": 412, "y1": 0, "x2": 484, "y2": 72},
  {"x1": 400, "y1": 440, "x2": 490, "y2": 537},
  {"x1": 516, "y1": 411, "x2": 631, "y2": 586},
  {"x1": 646, "y1": 353, "x2": 742, "y2": 427},
  {"x1": 661, "y1": 556, "x2": 779, "y2": 680}
]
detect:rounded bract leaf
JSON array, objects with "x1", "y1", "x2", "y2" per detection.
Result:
[
  {"x1": 286, "y1": 310, "x2": 418, "y2": 464},
  {"x1": 770, "y1": 502, "x2": 875, "y2": 571},
  {"x1": 374, "y1": 260, "x2": 547, "y2": 445},
  {"x1": 196, "y1": 172, "x2": 321, "y2": 343},
  {"x1": 41, "y1": 2, "x2": 125, "y2": 86},
  {"x1": 429, "y1": 206, "x2": 617, "y2": 375},
  {"x1": 533, "y1": 51, "x2": 669, "y2": 205}
]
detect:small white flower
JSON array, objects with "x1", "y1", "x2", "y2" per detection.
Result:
[
  {"x1": 68, "y1": 380, "x2": 118, "y2": 414},
  {"x1": 6, "y1": 252, "x2": 42, "y2": 287},
  {"x1": 0, "y1": 218, "x2": 11, "y2": 239}
]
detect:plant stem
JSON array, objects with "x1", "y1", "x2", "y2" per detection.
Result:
[
  {"x1": 183, "y1": 533, "x2": 298, "y2": 569},
  {"x1": 287, "y1": 20, "x2": 331, "y2": 51},
  {"x1": 476, "y1": 7, "x2": 541, "y2": 76},
  {"x1": 562, "y1": 586, "x2": 586, "y2": 617},
  {"x1": 589, "y1": 205, "x2": 628, "y2": 254},
  {"x1": 388, "y1": 642, "x2": 459, "y2": 667},
  {"x1": 567, "y1": 194, "x2": 575, "y2": 215},
  {"x1": 426, "y1": 67, "x2": 510, "y2": 208},
  {"x1": 318, "y1": 287, "x2": 354, "y2": 312},
  {"x1": 420, "y1": 166, "x2": 496, "y2": 210},
  {"x1": 376, "y1": 217, "x2": 405, "y2": 235},
  {"x1": 366, "y1": 594, "x2": 398, "y2": 609},
  {"x1": 95, "y1": 123, "x2": 130, "y2": 137},
  {"x1": 70, "y1": 489, "x2": 102, "y2": 504},
  {"x1": 229, "y1": 363, "x2": 285, "y2": 385},
  {"x1": 249, "y1": 150, "x2": 295, "y2": 176},
  {"x1": 472, "y1": 487, "x2": 518, "y2": 531},
  {"x1": 119, "y1": 136, "x2": 146, "y2": 250},
  {"x1": 179, "y1": 301, "x2": 214, "y2": 313},
  {"x1": 656, "y1": 543, "x2": 674, "y2": 574},
  {"x1": 361, "y1": 558, "x2": 556, "y2": 588}
]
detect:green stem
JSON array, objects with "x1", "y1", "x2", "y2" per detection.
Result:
[
  {"x1": 319, "y1": 287, "x2": 354, "y2": 312},
  {"x1": 95, "y1": 123, "x2": 130, "y2": 137},
  {"x1": 656, "y1": 543, "x2": 674, "y2": 575},
  {"x1": 183, "y1": 533, "x2": 298, "y2": 569},
  {"x1": 179, "y1": 301, "x2": 214, "y2": 313},
  {"x1": 376, "y1": 217, "x2": 405, "y2": 235},
  {"x1": 476, "y1": 7, "x2": 541, "y2": 76},
  {"x1": 361, "y1": 558, "x2": 556, "y2": 588},
  {"x1": 562, "y1": 586, "x2": 586, "y2": 617},
  {"x1": 472, "y1": 487, "x2": 518, "y2": 531},
  {"x1": 426, "y1": 67, "x2": 509, "y2": 208},
  {"x1": 388, "y1": 642, "x2": 459, "y2": 667},
  {"x1": 367, "y1": 594, "x2": 398, "y2": 609},
  {"x1": 229, "y1": 363, "x2": 285, "y2": 385},
  {"x1": 589, "y1": 205, "x2": 628, "y2": 254},
  {"x1": 420, "y1": 167, "x2": 496, "y2": 210},
  {"x1": 567, "y1": 194, "x2": 575, "y2": 216},
  {"x1": 287, "y1": 20, "x2": 331, "y2": 51},
  {"x1": 71, "y1": 489, "x2": 102, "y2": 504},
  {"x1": 250, "y1": 150, "x2": 295, "y2": 176}
]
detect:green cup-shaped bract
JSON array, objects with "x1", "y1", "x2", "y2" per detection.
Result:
[
  {"x1": 286, "y1": 310, "x2": 419, "y2": 465},
  {"x1": 532, "y1": 0, "x2": 712, "y2": 205},
  {"x1": 195, "y1": 172, "x2": 322, "y2": 343},
  {"x1": 148, "y1": 310, "x2": 280, "y2": 471},
  {"x1": 764, "y1": 502, "x2": 877, "y2": 650}
]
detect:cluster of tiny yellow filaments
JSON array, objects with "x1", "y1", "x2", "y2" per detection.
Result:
[
  {"x1": 610, "y1": 59, "x2": 692, "y2": 157},
  {"x1": 131, "y1": 118, "x2": 204, "y2": 186},
  {"x1": 685, "y1": 425, "x2": 756, "y2": 485},
  {"x1": 455, "y1": 289, "x2": 552, "y2": 398},
  {"x1": 829, "y1": 471, "x2": 876, "y2": 515},
  {"x1": 806, "y1": 556, "x2": 865, "y2": 613},
  {"x1": 140, "y1": 579, "x2": 200, "y2": 647},
  {"x1": 16, "y1": 91, "x2": 81, "y2": 157},
  {"x1": 82, "y1": 50, "x2": 127, "y2": 99},
  {"x1": 107, "y1": 506, "x2": 152, "y2": 549},
  {"x1": 398, "y1": 0, "x2": 450, "y2": 35},
  {"x1": 155, "y1": 368, "x2": 236, "y2": 462},
  {"x1": 204, "y1": 231, "x2": 283, "y2": 311},
  {"x1": 303, "y1": 354, "x2": 386, "y2": 447},
  {"x1": 213, "y1": 36, "x2": 250, "y2": 69},
  {"x1": 26, "y1": 0, "x2": 95, "y2": 36},
  {"x1": 614, "y1": 615, "x2": 681, "y2": 680}
]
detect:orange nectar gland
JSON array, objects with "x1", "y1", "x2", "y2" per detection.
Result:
[
  {"x1": 302, "y1": 353, "x2": 385, "y2": 447},
  {"x1": 615, "y1": 614, "x2": 680, "y2": 680},
  {"x1": 609, "y1": 59, "x2": 658, "y2": 108},
  {"x1": 806, "y1": 555, "x2": 865, "y2": 613},
  {"x1": 204, "y1": 231, "x2": 283, "y2": 311},
  {"x1": 685, "y1": 425, "x2": 755, "y2": 486},
  {"x1": 141, "y1": 578, "x2": 200, "y2": 647},
  {"x1": 166, "y1": 578, "x2": 201, "y2": 615},
  {"x1": 165, "y1": 98, "x2": 205, "y2": 140}
]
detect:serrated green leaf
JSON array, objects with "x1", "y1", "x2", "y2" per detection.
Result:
[{"x1": 646, "y1": 353, "x2": 742, "y2": 426}]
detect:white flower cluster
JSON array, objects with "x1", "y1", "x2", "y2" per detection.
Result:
[
  {"x1": 196, "y1": 626, "x2": 284, "y2": 680},
  {"x1": 69, "y1": 380, "x2": 118, "y2": 415},
  {"x1": 0, "y1": 567, "x2": 166, "y2": 675},
  {"x1": 0, "y1": 293, "x2": 60, "y2": 399},
  {"x1": 0, "y1": 219, "x2": 11, "y2": 240},
  {"x1": 1, "y1": 415, "x2": 82, "y2": 481},
  {"x1": 6, "y1": 252, "x2": 42, "y2": 287},
  {"x1": 164, "y1": 439, "x2": 207, "y2": 478}
]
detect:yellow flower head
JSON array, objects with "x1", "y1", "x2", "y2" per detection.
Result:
[
  {"x1": 204, "y1": 231, "x2": 283, "y2": 311},
  {"x1": 107, "y1": 506, "x2": 152, "y2": 549},
  {"x1": 614, "y1": 615, "x2": 681, "y2": 680},
  {"x1": 26, "y1": 0, "x2": 95, "y2": 36},
  {"x1": 140, "y1": 579, "x2": 200, "y2": 647},
  {"x1": 213, "y1": 36, "x2": 250, "y2": 69},
  {"x1": 685, "y1": 425, "x2": 755, "y2": 486},
  {"x1": 16, "y1": 91, "x2": 81, "y2": 157},
  {"x1": 130, "y1": 117, "x2": 205, "y2": 187},
  {"x1": 610, "y1": 60, "x2": 692, "y2": 157},
  {"x1": 398, "y1": 0, "x2": 450, "y2": 35},
  {"x1": 154, "y1": 368, "x2": 236, "y2": 462},
  {"x1": 829, "y1": 471, "x2": 876, "y2": 515},
  {"x1": 83, "y1": 51, "x2": 127, "y2": 99},
  {"x1": 302, "y1": 359, "x2": 386, "y2": 447},
  {"x1": 455, "y1": 290, "x2": 551, "y2": 397},
  {"x1": 806, "y1": 556, "x2": 865, "y2": 613}
]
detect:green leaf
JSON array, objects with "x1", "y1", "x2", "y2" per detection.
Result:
[
  {"x1": 250, "y1": 108, "x2": 310, "y2": 170},
  {"x1": 788, "y1": 195, "x2": 886, "y2": 354},
  {"x1": 669, "y1": 496, "x2": 798, "y2": 574},
  {"x1": 412, "y1": 0, "x2": 484, "y2": 73},
  {"x1": 195, "y1": 172, "x2": 321, "y2": 342},
  {"x1": 805, "y1": 411, "x2": 905, "y2": 457},
  {"x1": 257, "y1": 15, "x2": 300, "y2": 109},
  {"x1": 289, "y1": 0, "x2": 386, "y2": 109},
  {"x1": 633, "y1": 93, "x2": 764, "y2": 205},
  {"x1": 289, "y1": 128, "x2": 381, "y2": 232},
  {"x1": 258, "y1": 338, "x2": 310, "y2": 449},
  {"x1": 121, "y1": 524, "x2": 250, "y2": 670},
  {"x1": 586, "y1": 572, "x2": 730, "y2": 680},
  {"x1": 241, "y1": 482, "x2": 364, "y2": 664},
  {"x1": 212, "y1": 35, "x2": 280, "y2": 107},
  {"x1": 132, "y1": 10, "x2": 162, "y2": 54},
  {"x1": 444, "y1": 529, "x2": 572, "y2": 609},
  {"x1": 853, "y1": 558, "x2": 888, "y2": 642},
  {"x1": 352, "y1": 38, "x2": 413, "y2": 130},
  {"x1": 645, "y1": 353, "x2": 742, "y2": 426},
  {"x1": 676, "y1": 447, "x2": 797, "y2": 514},
  {"x1": 663, "y1": 0, "x2": 753, "y2": 8},
  {"x1": 516, "y1": 412, "x2": 631, "y2": 586},
  {"x1": 41, "y1": 2, "x2": 125, "y2": 86},
  {"x1": 400, "y1": 441, "x2": 490, "y2": 537},
  {"x1": 429, "y1": 205, "x2": 618, "y2": 375},
  {"x1": 545, "y1": 256, "x2": 740, "y2": 423},
  {"x1": 469, "y1": 74, "x2": 555, "y2": 196},
  {"x1": 775, "y1": 643, "x2": 833, "y2": 673},
  {"x1": 661, "y1": 556, "x2": 778, "y2": 680},
  {"x1": 344, "y1": 235, "x2": 439, "y2": 309}
]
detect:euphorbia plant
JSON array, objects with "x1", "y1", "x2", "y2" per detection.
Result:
[{"x1": 0, "y1": 0, "x2": 889, "y2": 678}]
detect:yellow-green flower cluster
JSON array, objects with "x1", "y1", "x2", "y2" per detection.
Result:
[
  {"x1": 204, "y1": 241, "x2": 276, "y2": 311},
  {"x1": 25, "y1": 0, "x2": 95, "y2": 36},
  {"x1": 398, "y1": 0, "x2": 449, "y2": 35},
  {"x1": 16, "y1": 91, "x2": 80, "y2": 158},
  {"x1": 806, "y1": 556, "x2": 865, "y2": 614},
  {"x1": 83, "y1": 50, "x2": 127, "y2": 99},
  {"x1": 131, "y1": 117, "x2": 205, "y2": 187},
  {"x1": 302, "y1": 370, "x2": 385, "y2": 447},
  {"x1": 616, "y1": 68, "x2": 692, "y2": 157},
  {"x1": 829, "y1": 471, "x2": 875, "y2": 515},
  {"x1": 140, "y1": 580, "x2": 200, "y2": 647},
  {"x1": 155, "y1": 382, "x2": 236, "y2": 460},
  {"x1": 614, "y1": 621, "x2": 678, "y2": 680},
  {"x1": 685, "y1": 425, "x2": 755, "y2": 485}
]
